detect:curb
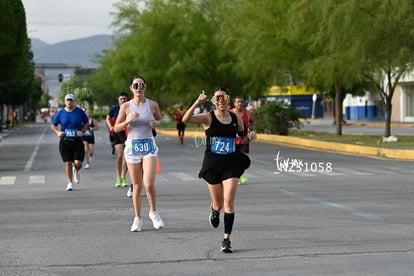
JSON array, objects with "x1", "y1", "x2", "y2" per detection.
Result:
[{"x1": 157, "y1": 129, "x2": 414, "y2": 160}]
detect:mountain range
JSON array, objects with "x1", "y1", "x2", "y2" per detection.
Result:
[{"x1": 30, "y1": 35, "x2": 113, "y2": 68}]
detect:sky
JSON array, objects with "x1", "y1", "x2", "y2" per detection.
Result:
[{"x1": 22, "y1": 0, "x2": 119, "y2": 44}]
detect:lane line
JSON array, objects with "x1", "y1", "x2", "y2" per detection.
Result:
[
  {"x1": 280, "y1": 189, "x2": 381, "y2": 220},
  {"x1": 24, "y1": 126, "x2": 49, "y2": 172}
]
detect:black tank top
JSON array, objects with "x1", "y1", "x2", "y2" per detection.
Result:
[
  {"x1": 89, "y1": 117, "x2": 95, "y2": 128},
  {"x1": 205, "y1": 111, "x2": 238, "y2": 153}
]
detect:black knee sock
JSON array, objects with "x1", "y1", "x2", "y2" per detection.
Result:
[{"x1": 224, "y1": 212, "x2": 235, "y2": 235}]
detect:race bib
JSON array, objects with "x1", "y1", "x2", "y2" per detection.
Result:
[
  {"x1": 211, "y1": 137, "x2": 235, "y2": 154},
  {"x1": 83, "y1": 129, "x2": 92, "y2": 136},
  {"x1": 64, "y1": 129, "x2": 78, "y2": 138},
  {"x1": 131, "y1": 138, "x2": 155, "y2": 155}
]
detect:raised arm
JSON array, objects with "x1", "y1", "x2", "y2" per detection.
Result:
[{"x1": 182, "y1": 90, "x2": 209, "y2": 125}]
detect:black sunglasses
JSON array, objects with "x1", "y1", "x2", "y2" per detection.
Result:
[{"x1": 131, "y1": 83, "x2": 146, "y2": 90}]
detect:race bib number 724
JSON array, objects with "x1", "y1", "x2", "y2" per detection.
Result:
[{"x1": 211, "y1": 137, "x2": 235, "y2": 154}]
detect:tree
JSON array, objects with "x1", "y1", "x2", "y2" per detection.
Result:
[
  {"x1": 290, "y1": 0, "x2": 414, "y2": 137},
  {"x1": 0, "y1": 0, "x2": 27, "y2": 87},
  {"x1": 219, "y1": 0, "x2": 299, "y2": 94},
  {"x1": 91, "y1": 0, "x2": 251, "y2": 109},
  {"x1": 0, "y1": 0, "x2": 39, "y2": 122},
  {"x1": 337, "y1": 0, "x2": 414, "y2": 137},
  {"x1": 284, "y1": 0, "x2": 371, "y2": 135}
]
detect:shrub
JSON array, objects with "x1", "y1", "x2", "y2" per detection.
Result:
[{"x1": 253, "y1": 101, "x2": 303, "y2": 135}]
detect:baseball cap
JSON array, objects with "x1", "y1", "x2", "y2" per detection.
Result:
[{"x1": 65, "y1": 94, "x2": 75, "y2": 101}]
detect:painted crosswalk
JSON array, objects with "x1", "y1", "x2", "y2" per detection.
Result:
[
  {"x1": 0, "y1": 166, "x2": 411, "y2": 186},
  {"x1": 29, "y1": 175, "x2": 45, "y2": 184},
  {"x1": 0, "y1": 176, "x2": 16, "y2": 185}
]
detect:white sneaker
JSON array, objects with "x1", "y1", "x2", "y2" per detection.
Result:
[
  {"x1": 127, "y1": 186, "x2": 133, "y2": 198},
  {"x1": 130, "y1": 217, "x2": 142, "y2": 232},
  {"x1": 84, "y1": 163, "x2": 90, "y2": 169},
  {"x1": 149, "y1": 210, "x2": 164, "y2": 229},
  {"x1": 66, "y1": 183, "x2": 73, "y2": 191},
  {"x1": 73, "y1": 169, "x2": 80, "y2": 184},
  {"x1": 89, "y1": 155, "x2": 94, "y2": 162}
]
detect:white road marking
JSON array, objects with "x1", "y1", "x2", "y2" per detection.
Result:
[
  {"x1": 0, "y1": 176, "x2": 16, "y2": 185},
  {"x1": 29, "y1": 175, "x2": 45, "y2": 184},
  {"x1": 280, "y1": 189, "x2": 381, "y2": 220},
  {"x1": 169, "y1": 172, "x2": 197, "y2": 181},
  {"x1": 156, "y1": 174, "x2": 168, "y2": 182},
  {"x1": 24, "y1": 126, "x2": 49, "y2": 172}
]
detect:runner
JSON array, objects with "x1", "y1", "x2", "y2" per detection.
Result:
[
  {"x1": 173, "y1": 104, "x2": 186, "y2": 144},
  {"x1": 106, "y1": 93, "x2": 129, "y2": 188},
  {"x1": 230, "y1": 95, "x2": 255, "y2": 184},
  {"x1": 182, "y1": 88, "x2": 255, "y2": 253},
  {"x1": 114, "y1": 76, "x2": 164, "y2": 232},
  {"x1": 50, "y1": 93, "x2": 89, "y2": 191}
]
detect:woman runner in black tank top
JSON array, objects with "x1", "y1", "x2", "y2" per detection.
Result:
[{"x1": 182, "y1": 87, "x2": 255, "y2": 253}]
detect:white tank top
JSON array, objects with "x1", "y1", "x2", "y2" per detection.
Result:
[{"x1": 126, "y1": 99, "x2": 154, "y2": 141}]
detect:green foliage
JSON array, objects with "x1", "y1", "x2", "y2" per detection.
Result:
[
  {"x1": 80, "y1": 0, "x2": 414, "y2": 138},
  {"x1": 0, "y1": 0, "x2": 27, "y2": 86},
  {"x1": 253, "y1": 101, "x2": 303, "y2": 135},
  {"x1": 0, "y1": 0, "x2": 41, "y2": 121},
  {"x1": 59, "y1": 76, "x2": 95, "y2": 109},
  {"x1": 90, "y1": 0, "x2": 253, "y2": 110}
]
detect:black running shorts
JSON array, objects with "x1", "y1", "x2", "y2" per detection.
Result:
[
  {"x1": 199, "y1": 151, "x2": 250, "y2": 184},
  {"x1": 59, "y1": 138, "x2": 85, "y2": 162}
]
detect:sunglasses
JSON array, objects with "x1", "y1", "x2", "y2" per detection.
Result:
[
  {"x1": 211, "y1": 94, "x2": 230, "y2": 102},
  {"x1": 131, "y1": 83, "x2": 146, "y2": 90}
]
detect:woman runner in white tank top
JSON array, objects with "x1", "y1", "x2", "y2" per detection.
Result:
[{"x1": 114, "y1": 76, "x2": 164, "y2": 232}]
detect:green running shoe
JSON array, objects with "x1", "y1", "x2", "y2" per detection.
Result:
[
  {"x1": 121, "y1": 177, "x2": 128, "y2": 187},
  {"x1": 240, "y1": 173, "x2": 247, "y2": 184},
  {"x1": 115, "y1": 176, "x2": 122, "y2": 187}
]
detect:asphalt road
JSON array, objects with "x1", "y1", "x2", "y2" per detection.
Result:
[{"x1": 1, "y1": 123, "x2": 414, "y2": 275}]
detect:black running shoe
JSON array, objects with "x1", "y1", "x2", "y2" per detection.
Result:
[
  {"x1": 221, "y1": 239, "x2": 233, "y2": 253},
  {"x1": 209, "y1": 205, "x2": 220, "y2": 228}
]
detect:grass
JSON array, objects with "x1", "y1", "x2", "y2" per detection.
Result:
[
  {"x1": 288, "y1": 129, "x2": 414, "y2": 150},
  {"x1": 160, "y1": 121, "x2": 198, "y2": 129}
]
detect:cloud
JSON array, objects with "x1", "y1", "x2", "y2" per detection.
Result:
[{"x1": 22, "y1": 0, "x2": 118, "y2": 44}]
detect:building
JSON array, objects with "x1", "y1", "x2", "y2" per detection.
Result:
[
  {"x1": 343, "y1": 72, "x2": 414, "y2": 122},
  {"x1": 265, "y1": 85, "x2": 324, "y2": 119}
]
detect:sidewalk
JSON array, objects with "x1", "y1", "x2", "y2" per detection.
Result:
[
  {"x1": 158, "y1": 119, "x2": 414, "y2": 160},
  {"x1": 0, "y1": 128, "x2": 13, "y2": 143}
]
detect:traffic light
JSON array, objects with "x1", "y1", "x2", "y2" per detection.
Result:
[{"x1": 58, "y1": 73, "x2": 63, "y2": 82}]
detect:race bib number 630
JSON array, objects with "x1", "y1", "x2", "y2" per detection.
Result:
[{"x1": 131, "y1": 138, "x2": 154, "y2": 155}]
